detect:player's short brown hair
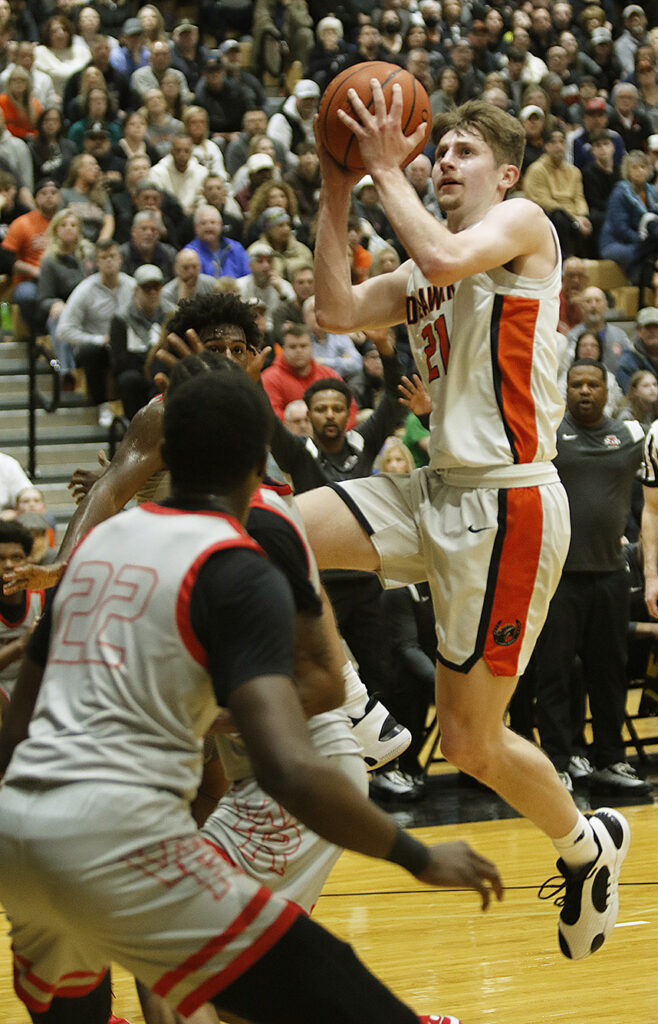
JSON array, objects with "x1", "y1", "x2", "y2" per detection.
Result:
[{"x1": 432, "y1": 99, "x2": 526, "y2": 172}]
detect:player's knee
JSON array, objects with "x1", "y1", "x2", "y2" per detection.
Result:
[{"x1": 439, "y1": 723, "x2": 492, "y2": 777}]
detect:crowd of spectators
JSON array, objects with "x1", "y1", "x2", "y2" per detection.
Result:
[
  {"x1": 0, "y1": 0, "x2": 658, "y2": 798},
  {"x1": 0, "y1": 0, "x2": 656, "y2": 428}
]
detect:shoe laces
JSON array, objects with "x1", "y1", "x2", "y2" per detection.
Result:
[
  {"x1": 537, "y1": 857, "x2": 592, "y2": 908},
  {"x1": 537, "y1": 871, "x2": 569, "y2": 907},
  {"x1": 607, "y1": 761, "x2": 637, "y2": 778}
]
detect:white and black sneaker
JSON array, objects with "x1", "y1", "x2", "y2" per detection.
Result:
[
  {"x1": 369, "y1": 769, "x2": 424, "y2": 802},
  {"x1": 589, "y1": 761, "x2": 652, "y2": 794},
  {"x1": 539, "y1": 808, "x2": 630, "y2": 960},
  {"x1": 350, "y1": 695, "x2": 411, "y2": 771},
  {"x1": 568, "y1": 755, "x2": 594, "y2": 782}
]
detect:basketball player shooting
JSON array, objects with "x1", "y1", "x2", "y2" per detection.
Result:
[{"x1": 302, "y1": 87, "x2": 630, "y2": 960}]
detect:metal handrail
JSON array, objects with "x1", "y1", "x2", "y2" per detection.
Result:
[{"x1": 27, "y1": 336, "x2": 61, "y2": 480}]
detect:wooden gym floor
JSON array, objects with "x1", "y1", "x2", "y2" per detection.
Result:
[{"x1": 1, "y1": 756, "x2": 655, "y2": 1024}]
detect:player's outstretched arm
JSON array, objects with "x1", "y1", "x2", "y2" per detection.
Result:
[{"x1": 230, "y1": 672, "x2": 502, "y2": 908}]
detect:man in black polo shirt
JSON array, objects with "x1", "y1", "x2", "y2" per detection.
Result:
[{"x1": 533, "y1": 358, "x2": 651, "y2": 793}]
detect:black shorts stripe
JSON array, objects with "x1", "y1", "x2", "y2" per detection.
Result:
[
  {"x1": 328, "y1": 483, "x2": 375, "y2": 537},
  {"x1": 490, "y1": 294, "x2": 520, "y2": 464}
]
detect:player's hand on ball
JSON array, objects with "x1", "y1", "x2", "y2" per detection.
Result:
[
  {"x1": 417, "y1": 841, "x2": 503, "y2": 910},
  {"x1": 313, "y1": 117, "x2": 363, "y2": 191}
]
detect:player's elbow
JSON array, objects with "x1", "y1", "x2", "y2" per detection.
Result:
[
  {"x1": 315, "y1": 304, "x2": 349, "y2": 334},
  {"x1": 253, "y1": 750, "x2": 315, "y2": 807},
  {"x1": 416, "y1": 249, "x2": 461, "y2": 287}
]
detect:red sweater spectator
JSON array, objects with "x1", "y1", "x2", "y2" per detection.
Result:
[{"x1": 262, "y1": 325, "x2": 358, "y2": 426}]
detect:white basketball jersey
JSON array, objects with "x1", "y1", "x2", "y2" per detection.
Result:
[
  {"x1": 5, "y1": 504, "x2": 262, "y2": 800},
  {"x1": 216, "y1": 481, "x2": 359, "y2": 782},
  {"x1": 405, "y1": 251, "x2": 564, "y2": 470}
]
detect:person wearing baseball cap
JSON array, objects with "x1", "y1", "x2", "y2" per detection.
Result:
[
  {"x1": 109, "y1": 18, "x2": 149, "y2": 78},
  {"x1": 268, "y1": 80, "x2": 319, "y2": 168},
  {"x1": 238, "y1": 240, "x2": 295, "y2": 334},
  {"x1": 217, "y1": 36, "x2": 267, "y2": 119},
  {"x1": 586, "y1": 24, "x2": 624, "y2": 95},
  {"x1": 194, "y1": 48, "x2": 261, "y2": 135},
  {"x1": 581, "y1": 129, "x2": 621, "y2": 251},
  {"x1": 616, "y1": 4, "x2": 649, "y2": 78},
  {"x1": 571, "y1": 96, "x2": 626, "y2": 171},
  {"x1": 257, "y1": 205, "x2": 314, "y2": 282},
  {"x1": 108, "y1": 263, "x2": 166, "y2": 420},
  {"x1": 616, "y1": 304, "x2": 658, "y2": 393},
  {"x1": 2, "y1": 178, "x2": 61, "y2": 333},
  {"x1": 170, "y1": 20, "x2": 209, "y2": 93}
]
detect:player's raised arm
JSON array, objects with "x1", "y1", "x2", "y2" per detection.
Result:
[
  {"x1": 313, "y1": 119, "x2": 410, "y2": 334},
  {"x1": 337, "y1": 83, "x2": 556, "y2": 287}
]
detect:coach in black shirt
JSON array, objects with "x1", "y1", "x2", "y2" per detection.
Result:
[{"x1": 533, "y1": 358, "x2": 650, "y2": 794}]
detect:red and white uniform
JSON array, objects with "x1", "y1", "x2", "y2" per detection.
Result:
[
  {"x1": 205, "y1": 482, "x2": 366, "y2": 912},
  {"x1": 0, "y1": 504, "x2": 301, "y2": 1017},
  {"x1": 0, "y1": 589, "x2": 45, "y2": 700}
]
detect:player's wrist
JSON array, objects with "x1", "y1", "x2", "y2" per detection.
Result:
[{"x1": 386, "y1": 826, "x2": 431, "y2": 877}]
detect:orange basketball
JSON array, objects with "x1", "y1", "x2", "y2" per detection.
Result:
[{"x1": 317, "y1": 61, "x2": 432, "y2": 171}]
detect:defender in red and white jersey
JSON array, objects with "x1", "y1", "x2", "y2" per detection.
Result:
[
  {"x1": 0, "y1": 362, "x2": 501, "y2": 1024},
  {"x1": 304, "y1": 95, "x2": 630, "y2": 961},
  {"x1": 0, "y1": 520, "x2": 45, "y2": 707}
]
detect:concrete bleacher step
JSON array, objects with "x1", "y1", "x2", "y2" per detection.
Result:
[
  {"x1": 0, "y1": 406, "x2": 106, "y2": 438},
  {"x1": 0, "y1": 337, "x2": 112, "y2": 538},
  {"x1": 8, "y1": 442, "x2": 107, "y2": 472}
]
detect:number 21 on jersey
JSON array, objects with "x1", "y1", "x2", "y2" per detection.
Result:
[{"x1": 422, "y1": 315, "x2": 450, "y2": 382}]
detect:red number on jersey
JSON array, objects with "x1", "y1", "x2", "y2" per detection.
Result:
[
  {"x1": 51, "y1": 561, "x2": 158, "y2": 667},
  {"x1": 422, "y1": 315, "x2": 450, "y2": 381}
]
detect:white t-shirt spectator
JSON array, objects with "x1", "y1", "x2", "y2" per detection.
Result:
[{"x1": 0, "y1": 453, "x2": 31, "y2": 510}]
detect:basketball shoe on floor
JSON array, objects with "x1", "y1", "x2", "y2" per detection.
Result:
[
  {"x1": 418, "y1": 1015, "x2": 462, "y2": 1023},
  {"x1": 589, "y1": 761, "x2": 652, "y2": 794},
  {"x1": 369, "y1": 768, "x2": 424, "y2": 802},
  {"x1": 539, "y1": 807, "x2": 630, "y2": 960},
  {"x1": 349, "y1": 694, "x2": 411, "y2": 770},
  {"x1": 567, "y1": 754, "x2": 594, "y2": 782}
]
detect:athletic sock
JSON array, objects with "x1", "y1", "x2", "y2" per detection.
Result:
[
  {"x1": 553, "y1": 812, "x2": 599, "y2": 869},
  {"x1": 340, "y1": 660, "x2": 370, "y2": 719}
]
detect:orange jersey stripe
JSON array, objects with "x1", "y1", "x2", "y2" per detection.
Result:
[
  {"x1": 493, "y1": 295, "x2": 540, "y2": 464},
  {"x1": 483, "y1": 487, "x2": 543, "y2": 676}
]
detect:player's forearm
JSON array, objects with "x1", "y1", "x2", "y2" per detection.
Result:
[
  {"x1": 314, "y1": 185, "x2": 359, "y2": 332},
  {"x1": 57, "y1": 477, "x2": 124, "y2": 561},
  {"x1": 369, "y1": 167, "x2": 455, "y2": 283}
]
